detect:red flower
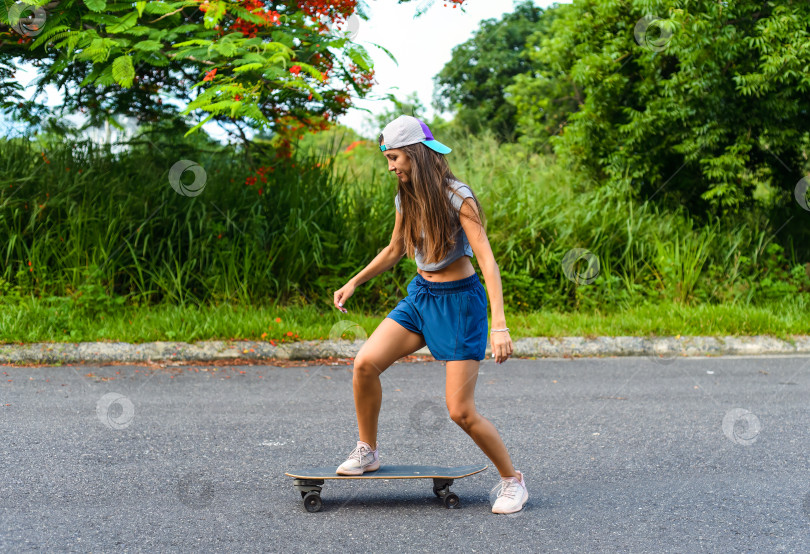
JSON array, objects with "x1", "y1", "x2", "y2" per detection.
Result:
[
  {"x1": 290, "y1": 65, "x2": 302, "y2": 75},
  {"x1": 344, "y1": 140, "x2": 364, "y2": 153},
  {"x1": 203, "y1": 68, "x2": 217, "y2": 82}
]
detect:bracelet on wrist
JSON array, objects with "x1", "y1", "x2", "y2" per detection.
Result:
[{"x1": 490, "y1": 327, "x2": 509, "y2": 333}]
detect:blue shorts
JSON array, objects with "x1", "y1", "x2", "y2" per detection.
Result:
[{"x1": 385, "y1": 272, "x2": 488, "y2": 361}]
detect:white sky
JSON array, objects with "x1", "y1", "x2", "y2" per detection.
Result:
[{"x1": 3, "y1": 0, "x2": 563, "y2": 143}]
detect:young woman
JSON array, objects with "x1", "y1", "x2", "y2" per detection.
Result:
[{"x1": 331, "y1": 115, "x2": 527, "y2": 514}]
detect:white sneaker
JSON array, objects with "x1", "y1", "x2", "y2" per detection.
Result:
[
  {"x1": 336, "y1": 440, "x2": 380, "y2": 475},
  {"x1": 491, "y1": 470, "x2": 528, "y2": 514}
]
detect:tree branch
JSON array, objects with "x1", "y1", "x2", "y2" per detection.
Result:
[{"x1": 150, "y1": 7, "x2": 188, "y2": 24}]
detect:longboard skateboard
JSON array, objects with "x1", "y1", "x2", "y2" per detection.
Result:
[{"x1": 285, "y1": 464, "x2": 488, "y2": 512}]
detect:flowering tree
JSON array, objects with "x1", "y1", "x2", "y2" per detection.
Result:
[{"x1": 0, "y1": 0, "x2": 467, "y2": 157}]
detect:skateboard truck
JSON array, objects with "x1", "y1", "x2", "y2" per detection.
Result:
[
  {"x1": 292, "y1": 479, "x2": 325, "y2": 513},
  {"x1": 431, "y1": 478, "x2": 459, "y2": 508}
]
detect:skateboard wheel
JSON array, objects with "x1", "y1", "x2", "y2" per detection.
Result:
[
  {"x1": 443, "y1": 493, "x2": 460, "y2": 509},
  {"x1": 303, "y1": 491, "x2": 322, "y2": 513}
]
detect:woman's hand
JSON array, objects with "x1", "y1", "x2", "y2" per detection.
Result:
[
  {"x1": 490, "y1": 330, "x2": 513, "y2": 364},
  {"x1": 333, "y1": 282, "x2": 356, "y2": 313}
]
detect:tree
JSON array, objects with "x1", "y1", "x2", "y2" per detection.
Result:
[
  {"x1": 0, "y1": 0, "x2": 469, "y2": 158},
  {"x1": 510, "y1": 0, "x2": 810, "y2": 217},
  {"x1": 432, "y1": 0, "x2": 548, "y2": 143},
  {"x1": 503, "y1": 3, "x2": 578, "y2": 155}
]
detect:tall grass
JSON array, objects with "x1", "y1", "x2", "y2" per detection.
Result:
[
  {"x1": 1, "y1": 126, "x2": 808, "y2": 331},
  {"x1": 0, "y1": 132, "x2": 409, "y2": 315}
]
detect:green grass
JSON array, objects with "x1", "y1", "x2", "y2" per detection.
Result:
[{"x1": 1, "y1": 292, "x2": 807, "y2": 345}]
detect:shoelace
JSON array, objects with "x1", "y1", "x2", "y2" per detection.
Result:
[
  {"x1": 494, "y1": 477, "x2": 521, "y2": 500},
  {"x1": 349, "y1": 445, "x2": 371, "y2": 463}
]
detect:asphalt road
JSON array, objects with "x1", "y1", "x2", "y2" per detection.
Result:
[{"x1": 1, "y1": 354, "x2": 809, "y2": 553}]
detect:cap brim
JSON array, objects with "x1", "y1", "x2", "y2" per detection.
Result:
[{"x1": 422, "y1": 140, "x2": 451, "y2": 154}]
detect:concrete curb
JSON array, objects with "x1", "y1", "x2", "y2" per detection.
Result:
[{"x1": 1, "y1": 335, "x2": 810, "y2": 364}]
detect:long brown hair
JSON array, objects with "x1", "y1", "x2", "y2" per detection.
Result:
[{"x1": 382, "y1": 138, "x2": 487, "y2": 266}]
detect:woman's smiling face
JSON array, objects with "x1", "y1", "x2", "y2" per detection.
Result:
[{"x1": 382, "y1": 148, "x2": 412, "y2": 182}]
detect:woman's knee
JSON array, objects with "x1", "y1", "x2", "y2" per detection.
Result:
[
  {"x1": 448, "y1": 406, "x2": 478, "y2": 428},
  {"x1": 352, "y1": 353, "x2": 386, "y2": 379}
]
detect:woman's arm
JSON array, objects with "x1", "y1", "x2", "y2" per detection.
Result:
[
  {"x1": 458, "y1": 199, "x2": 513, "y2": 364},
  {"x1": 348, "y1": 246, "x2": 403, "y2": 288}
]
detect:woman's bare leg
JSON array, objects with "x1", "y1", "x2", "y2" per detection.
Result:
[
  {"x1": 445, "y1": 359, "x2": 519, "y2": 479},
  {"x1": 352, "y1": 317, "x2": 427, "y2": 448}
]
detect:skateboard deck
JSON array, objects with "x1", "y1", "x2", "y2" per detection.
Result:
[{"x1": 285, "y1": 464, "x2": 488, "y2": 512}]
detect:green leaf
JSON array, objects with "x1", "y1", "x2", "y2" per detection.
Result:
[
  {"x1": 136, "y1": 1, "x2": 146, "y2": 17},
  {"x1": 29, "y1": 25, "x2": 73, "y2": 50},
  {"x1": 201, "y1": 0, "x2": 227, "y2": 28},
  {"x1": 84, "y1": 0, "x2": 108, "y2": 12},
  {"x1": 79, "y1": 64, "x2": 103, "y2": 87},
  {"x1": 54, "y1": 33, "x2": 81, "y2": 56},
  {"x1": 133, "y1": 40, "x2": 163, "y2": 52},
  {"x1": 345, "y1": 44, "x2": 372, "y2": 72},
  {"x1": 173, "y1": 39, "x2": 212, "y2": 48},
  {"x1": 121, "y1": 25, "x2": 152, "y2": 36},
  {"x1": 211, "y1": 38, "x2": 238, "y2": 58},
  {"x1": 366, "y1": 40, "x2": 398, "y2": 65},
  {"x1": 142, "y1": 2, "x2": 177, "y2": 15},
  {"x1": 233, "y1": 62, "x2": 263, "y2": 73},
  {"x1": 75, "y1": 37, "x2": 117, "y2": 63},
  {"x1": 184, "y1": 113, "x2": 215, "y2": 138},
  {"x1": 138, "y1": 51, "x2": 170, "y2": 68},
  {"x1": 107, "y1": 11, "x2": 139, "y2": 34},
  {"x1": 171, "y1": 24, "x2": 200, "y2": 34},
  {"x1": 112, "y1": 54, "x2": 135, "y2": 88},
  {"x1": 94, "y1": 62, "x2": 116, "y2": 86}
]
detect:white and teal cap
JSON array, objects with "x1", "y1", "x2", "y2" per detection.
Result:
[{"x1": 378, "y1": 115, "x2": 452, "y2": 154}]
